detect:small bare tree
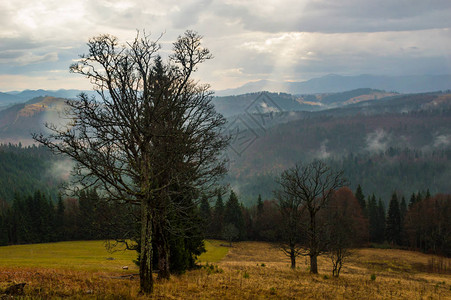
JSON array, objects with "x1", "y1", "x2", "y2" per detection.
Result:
[
  {"x1": 323, "y1": 187, "x2": 368, "y2": 277},
  {"x1": 275, "y1": 187, "x2": 303, "y2": 269},
  {"x1": 276, "y1": 161, "x2": 346, "y2": 274}
]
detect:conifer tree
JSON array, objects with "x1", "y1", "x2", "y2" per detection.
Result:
[
  {"x1": 355, "y1": 184, "x2": 366, "y2": 213},
  {"x1": 55, "y1": 195, "x2": 65, "y2": 240},
  {"x1": 199, "y1": 194, "x2": 212, "y2": 237},
  {"x1": 0, "y1": 213, "x2": 8, "y2": 246},
  {"x1": 386, "y1": 192, "x2": 401, "y2": 245},
  {"x1": 367, "y1": 194, "x2": 378, "y2": 242},
  {"x1": 224, "y1": 190, "x2": 245, "y2": 240},
  {"x1": 409, "y1": 193, "x2": 416, "y2": 209},
  {"x1": 400, "y1": 196, "x2": 407, "y2": 223},
  {"x1": 212, "y1": 190, "x2": 225, "y2": 238},
  {"x1": 377, "y1": 198, "x2": 386, "y2": 243},
  {"x1": 257, "y1": 194, "x2": 264, "y2": 216}
]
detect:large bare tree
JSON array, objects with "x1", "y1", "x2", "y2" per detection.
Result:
[
  {"x1": 276, "y1": 161, "x2": 346, "y2": 274},
  {"x1": 33, "y1": 31, "x2": 229, "y2": 294}
]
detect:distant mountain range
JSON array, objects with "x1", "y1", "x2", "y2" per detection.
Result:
[
  {"x1": 213, "y1": 88, "x2": 398, "y2": 117},
  {"x1": 1, "y1": 74, "x2": 450, "y2": 109},
  {"x1": 0, "y1": 89, "x2": 97, "y2": 108},
  {"x1": 215, "y1": 74, "x2": 451, "y2": 96}
]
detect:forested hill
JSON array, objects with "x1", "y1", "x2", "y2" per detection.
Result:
[
  {"x1": 225, "y1": 93, "x2": 451, "y2": 205},
  {"x1": 0, "y1": 96, "x2": 68, "y2": 145},
  {"x1": 0, "y1": 144, "x2": 64, "y2": 202}
]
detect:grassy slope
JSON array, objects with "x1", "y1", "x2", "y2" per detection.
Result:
[
  {"x1": 0, "y1": 241, "x2": 138, "y2": 272},
  {"x1": 0, "y1": 241, "x2": 450, "y2": 299},
  {"x1": 0, "y1": 240, "x2": 229, "y2": 271}
]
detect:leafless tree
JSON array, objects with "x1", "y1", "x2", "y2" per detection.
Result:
[
  {"x1": 275, "y1": 187, "x2": 303, "y2": 269},
  {"x1": 323, "y1": 187, "x2": 368, "y2": 277},
  {"x1": 276, "y1": 161, "x2": 346, "y2": 274},
  {"x1": 33, "y1": 30, "x2": 228, "y2": 294}
]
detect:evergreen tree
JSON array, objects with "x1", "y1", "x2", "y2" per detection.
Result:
[
  {"x1": 416, "y1": 192, "x2": 423, "y2": 203},
  {"x1": 78, "y1": 189, "x2": 97, "y2": 240},
  {"x1": 400, "y1": 196, "x2": 407, "y2": 223},
  {"x1": 399, "y1": 196, "x2": 408, "y2": 245},
  {"x1": 224, "y1": 190, "x2": 245, "y2": 240},
  {"x1": 367, "y1": 194, "x2": 378, "y2": 242},
  {"x1": 0, "y1": 213, "x2": 8, "y2": 246},
  {"x1": 409, "y1": 193, "x2": 416, "y2": 209},
  {"x1": 257, "y1": 194, "x2": 264, "y2": 216},
  {"x1": 212, "y1": 190, "x2": 224, "y2": 238},
  {"x1": 355, "y1": 184, "x2": 366, "y2": 213},
  {"x1": 386, "y1": 192, "x2": 401, "y2": 245},
  {"x1": 377, "y1": 198, "x2": 386, "y2": 243},
  {"x1": 199, "y1": 194, "x2": 212, "y2": 237},
  {"x1": 55, "y1": 194, "x2": 65, "y2": 241},
  {"x1": 167, "y1": 195, "x2": 206, "y2": 274}
]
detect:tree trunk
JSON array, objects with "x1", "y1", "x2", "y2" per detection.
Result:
[
  {"x1": 290, "y1": 249, "x2": 296, "y2": 269},
  {"x1": 155, "y1": 218, "x2": 170, "y2": 280},
  {"x1": 310, "y1": 255, "x2": 318, "y2": 274},
  {"x1": 309, "y1": 211, "x2": 318, "y2": 274},
  {"x1": 139, "y1": 200, "x2": 153, "y2": 294}
]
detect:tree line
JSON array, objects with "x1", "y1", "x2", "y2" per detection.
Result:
[
  {"x1": 1, "y1": 167, "x2": 449, "y2": 278},
  {"x1": 0, "y1": 189, "x2": 134, "y2": 246},
  {"x1": 200, "y1": 175, "x2": 451, "y2": 271}
]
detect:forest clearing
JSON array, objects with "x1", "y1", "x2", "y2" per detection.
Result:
[{"x1": 0, "y1": 240, "x2": 450, "y2": 299}]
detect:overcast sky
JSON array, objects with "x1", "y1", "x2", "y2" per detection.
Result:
[{"x1": 1, "y1": 0, "x2": 450, "y2": 92}]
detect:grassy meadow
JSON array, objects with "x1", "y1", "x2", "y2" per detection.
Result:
[{"x1": 0, "y1": 240, "x2": 450, "y2": 299}]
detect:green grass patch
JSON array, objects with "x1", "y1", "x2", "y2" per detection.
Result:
[
  {"x1": 0, "y1": 240, "x2": 137, "y2": 272},
  {"x1": 0, "y1": 239, "x2": 228, "y2": 272},
  {"x1": 198, "y1": 240, "x2": 229, "y2": 263}
]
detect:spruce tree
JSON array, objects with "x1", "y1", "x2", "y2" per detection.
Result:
[
  {"x1": 409, "y1": 193, "x2": 416, "y2": 209},
  {"x1": 224, "y1": 190, "x2": 245, "y2": 240},
  {"x1": 400, "y1": 196, "x2": 407, "y2": 223},
  {"x1": 367, "y1": 194, "x2": 378, "y2": 242},
  {"x1": 0, "y1": 213, "x2": 8, "y2": 246},
  {"x1": 55, "y1": 195, "x2": 65, "y2": 240},
  {"x1": 257, "y1": 194, "x2": 264, "y2": 216},
  {"x1": 212, "y1": 191, "x2": 224, "y2": 238},
  {"x1": 199, "y1": 194, "x2": 212, "y2": 237},
  {"x1": 386, "y1": 192, "x2": 401, "y2": 245},
  {"x1": 377, "y1": 199, "x2": 386, "y2": 243},
  {"x1": 355, "y1": 184, "x2": 366, "y2": 213}
]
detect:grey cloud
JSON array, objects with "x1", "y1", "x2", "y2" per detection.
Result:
[
  {"x1": 0, "y1": 50, "x2": 25, "y2": 59},
  {"x1": 171, "y1": 0, "x2": 213, "y2": 29},
  {"x1": 208, "y1": 0, "x2": 451, "y2": 33},
  {"x1": 0, "y1": 37, "x2": 45, "y2": 51}
]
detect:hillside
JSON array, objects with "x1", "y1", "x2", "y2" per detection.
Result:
[
  {"x1": 0, "y1": 144, "x2": 64, "y2": 202},
  {"x1": 213, "y1": 89, "x2": 398, "y2": 117},
  {"x1": 0, "y1": 96, "x2": 69, "y2": 145},
  {"x1": 224, "y1": 92, "x2": 451, "y2": 204}
]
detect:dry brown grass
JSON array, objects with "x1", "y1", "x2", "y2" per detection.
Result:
[{"x1": 1, "y1": 241, "x2": 451, "y2": 299}]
